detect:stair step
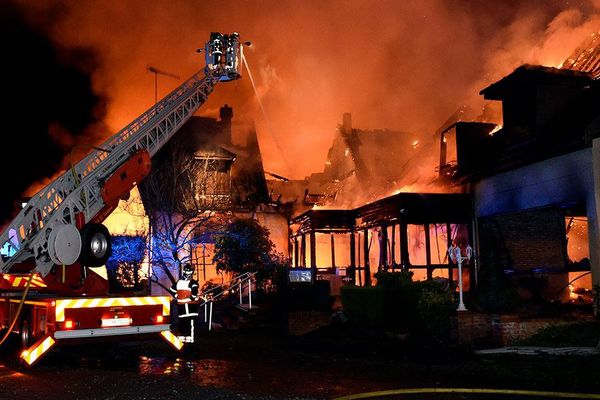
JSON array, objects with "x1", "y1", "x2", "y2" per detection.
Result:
[{"x1": 236, "y1": 304, "x2": 258, "y2": 313}]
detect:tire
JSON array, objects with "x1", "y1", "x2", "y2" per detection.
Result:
[
  {"x1": 79, "y1": 223, "x2": 112, "y2": 267},
  {"x1": 20, "y1": 318, "x2": 31, "y2": 351}
]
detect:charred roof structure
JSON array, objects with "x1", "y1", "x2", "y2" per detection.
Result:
[{"x1": 562, "y1": 30, "x2": 600, "y2": 79}]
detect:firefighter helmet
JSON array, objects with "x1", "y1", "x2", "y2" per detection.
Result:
[{"x1": 182, "y1": 264, "x2": 194, "y2": 279}]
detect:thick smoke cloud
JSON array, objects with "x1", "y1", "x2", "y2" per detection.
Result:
[
  {"x1": 9, "y1": 0, "x2": 600, "y2": 188},
  {"x1": 0, "y1": 2, "x2": 106, "y2": 224}
]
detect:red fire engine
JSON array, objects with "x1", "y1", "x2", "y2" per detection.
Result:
[{"x1": 0, "y1": 32, "x2": 245, "y2": 366}]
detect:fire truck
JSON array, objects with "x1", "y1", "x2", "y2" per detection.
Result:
[{"x1": 0, "y1": 32, "x2": 245, "y2": 366}]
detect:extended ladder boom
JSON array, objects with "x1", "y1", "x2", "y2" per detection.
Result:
[{"x1": 0, "y1": 32, "x2": 244, "y2": 276}]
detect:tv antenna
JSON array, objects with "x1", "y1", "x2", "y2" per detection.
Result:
[{"x1": 146, "y1": 65, "x2": 180, "y2": 105}]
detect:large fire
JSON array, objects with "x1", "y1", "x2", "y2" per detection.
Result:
[{"x1": 5, "y1": 1, "x2": 600, "y2": 223}]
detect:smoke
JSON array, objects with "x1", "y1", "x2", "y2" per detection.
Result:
[
  {"x1": 0, "y1": 2, "x2": 106, "y2": 224},
  {"x1": 8, "y1": 0, "x2": 600, "y2": 188}
]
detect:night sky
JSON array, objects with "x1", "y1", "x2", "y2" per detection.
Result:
[
  {"x1": 0, "y1": 2, "x2": 106, "y2": 223},
  {"x1": 1, "y1": 0, "x2": 598, "y2": 224}
]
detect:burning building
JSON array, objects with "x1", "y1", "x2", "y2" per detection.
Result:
[
  {"x1": 445, "y1": 64, "x2": 600, "y2": 303},
  {"x1": 286, "y1": 36, "x2": 600, "y2": 312},
  {"x1": 290, "y1": 193, "x2": 473, "y2": 289},
  {"x1": 137, "y1": 105, "x2": 289, "y2": 294}
]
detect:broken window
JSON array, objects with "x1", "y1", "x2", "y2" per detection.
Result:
[
  {"x1": 429, "y1": 223, "x2": 449, "y2": 264},
  {"x1": 565, "y1": 216, "x2": 592, "y2": 303},
  {"x1": 315, "y1": 233, "x2": 332, "y2": 268},
  {"x1": 333, "y1": 233, "x2": 351, "y2": 268},
  {"x1": 407, "y1": 224, "x2": 427, "y2": 266},
  {"x1": 565, "y1": 216, "x2": 590, "y2": 266}
]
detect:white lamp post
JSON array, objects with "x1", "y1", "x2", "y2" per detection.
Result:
[{"x1": 448, "y1": 243, "x2": 472, "y2": 311}]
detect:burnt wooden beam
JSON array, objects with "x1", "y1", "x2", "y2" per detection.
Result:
[
  {"x1": 350, "y1": 232, "x2": 356, "y2": 285},
  {"x1": 364, "y1": 228, "x2": 371, "y2": 286},
  {"x1": 310, "y1": 231, "x2": 317, "y2": 284},
  {"x1": 381, "y1": 226, "x2": 388, "y2": 272},
  {"x1": 425, "y1": 224, "x2": 432, "y2": 280}
]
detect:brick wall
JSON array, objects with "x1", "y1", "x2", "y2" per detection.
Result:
[
  {"x1": 453, "y1": 311, "x2": 582, "y2": 346},
  {"x1": 480, "y1": 208, "x2": 567, "y2": 271},
  {"x1": 479, "y1": 208, "x2": 568, "y2": 300}
]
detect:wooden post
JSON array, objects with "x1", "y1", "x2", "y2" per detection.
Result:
[
  {"x1": 400, "y1": 221, "x2": 409, "y2": 271},
  {"x1": 300, "y1": 234, "x2": 306, "y2": 267},
  {"x1": 310, "y1": 231, "x2": 317, "y2": 284},
  {"x1": 425, "y1": 224, "x2": 432, "y2": 280},
  {"x1": 293, "y1": 237, "x2": 299, "y2": 268},
  {"x1": 447, "y1": 223, "x2": 454, "y2": 287},
  {"x1": 331, "y1": 234, "x2": 336, "y2": 269},
  {"x1": 391, "y1": 224, "x2": 396, "y2": 270},
  {"x1": 350, "y1": 232, "x2": 356, "y2": 285},
  {"x1": 380, "y1": 225, "x2": 388, "y2": 272},
  {"x1": 364, "y1": 229, "x2": 371, "y2": 286}
]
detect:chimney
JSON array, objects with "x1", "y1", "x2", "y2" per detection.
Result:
[
  {"x1": 342, "y1": 112, "x2": 352, "y2": 135},
  {"x1": 219, "y1": 104, "x2": 233, "y2": 144}
]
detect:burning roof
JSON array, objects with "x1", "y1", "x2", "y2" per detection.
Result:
[{"x1": 561, "y1": 30, "x2": 600, "y2": 79}]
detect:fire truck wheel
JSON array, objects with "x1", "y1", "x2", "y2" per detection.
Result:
[
  {"x1": 79, "y1": 223, "x2": 112, "y2": 268},
  {"x1": 19, "y1": 318, "x2": 31, "y2": 350}
]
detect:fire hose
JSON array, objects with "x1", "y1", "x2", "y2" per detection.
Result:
[{"x1": 0, "y1": 272, "x2": 35, "y2": 346}]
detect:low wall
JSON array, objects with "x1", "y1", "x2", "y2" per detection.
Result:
[{"x1": 453, "y1": 311, "x2": 586, "y2": 346}]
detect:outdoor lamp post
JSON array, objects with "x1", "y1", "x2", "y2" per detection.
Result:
[{"x1": 449, "y1": 243, "x2": 472, "y2": 311}]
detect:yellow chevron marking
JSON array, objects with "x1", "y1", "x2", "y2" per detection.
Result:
[
  {"x1": 160, "y1": 331, "x2": 183, "y2": 351},
  {"x1": 55, "y1": 297, "x2": 171, "y2": 321},
  {"x1": 21, "y1": 336, "x2": 55, "y2": 366},
  {"x1": 88, "y1": 298, "x2": 101, "y2": 308}
]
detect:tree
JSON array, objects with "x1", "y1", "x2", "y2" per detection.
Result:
[
  {"x1": 137, "y1": 137, "x2": 233, "y2": 293},
  {"x1": 106, "y1": 235, "x2": 147, "y2": 293},
  {"x1": 213, "y1": 218, "x2": 289, "y2": 289}
]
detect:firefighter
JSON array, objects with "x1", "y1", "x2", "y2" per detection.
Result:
[
  {"x1": 225, "y1": 32, "x2": 239, "y2": 71},
  {"x1": 209, "y1": 32, "x2": 223, "y2": 67},
  {"x1": 169, "y1": 264, "x2": 199, "y2": 343}
]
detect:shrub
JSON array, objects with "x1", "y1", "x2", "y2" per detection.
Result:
[
  {"x1": 374, "y1": 270, "x2": 413, "y2": 288},
  {"x1": 341, "y1": 286, "x2": 386, "y2": 326},
  {"x1": 342, "y1": 272, "x2": 457, "y2": 343},
  {"x1": 417, "y1": 284, "x2": 455, "y2": 345}
]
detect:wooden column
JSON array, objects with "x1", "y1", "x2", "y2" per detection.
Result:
[
  {"x1": 300, "y1": 234, "x2": 306, "y2": 267},
  {"x1": 425, "y1": 224, "x2": 432, "y2": 280},
  {"x1": 447, "y1": 223, "x2": 454, "y2": 287},
  {"x1": 381, "y1": 225, "x2": 388, "y2": 272},
  {"x1": 330, "y1": 234, "x2": 336, "y2": 269},
  {"x1": 364, "y1": 229, "x2": 371, "y2": 286},
  {"x1": 350, "y1": 232, "x2": 356, "y2": 285},
  {"x1": 391, "y1": 224, "x2": 396, "y2": 270},
  {"x1": 293, "y1": 237, "x2": 299, "y2": 268},
  {"x1": 400, "y1": 221, "x2": 409, "y2": 271},
  {"x1": 310, "y1": 231, "x2": 317, "y2": 284}
]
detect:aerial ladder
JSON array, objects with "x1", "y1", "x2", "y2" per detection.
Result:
[{"x1": 0, "y1": 32, "x2": 246, "y2": 366}]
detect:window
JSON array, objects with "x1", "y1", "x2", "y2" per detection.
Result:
[
  {"x1": 407, "y1": 224, "x2": 427, "y2": 265},
  {"x1": 429, "y1": 223, "x2": 449, "y2": 264}
]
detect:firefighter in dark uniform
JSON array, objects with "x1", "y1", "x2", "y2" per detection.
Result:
[{"x1": 169, "y1": 264, "x2": 199, "y2": 343}]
